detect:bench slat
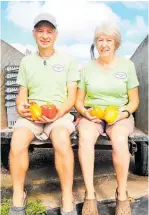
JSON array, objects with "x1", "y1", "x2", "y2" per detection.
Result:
[{"x1": 1, "y1": 127, "x2": 148, "y2": 144}]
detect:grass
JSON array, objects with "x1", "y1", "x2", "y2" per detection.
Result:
[{"x1": 1, "y1": 198, "x2": 47, "y2": 215}]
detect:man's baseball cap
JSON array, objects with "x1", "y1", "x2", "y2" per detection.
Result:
[{"x1": 34, "y1": 13, "x2": 57, "y2": 28}]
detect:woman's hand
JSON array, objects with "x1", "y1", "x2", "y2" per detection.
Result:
[
  {"x1": 108, "y1": 111, "x2": 129, "y2": 125},
  {"x1": 83, "y1": 109, "x2": 102, "y2": 123}
]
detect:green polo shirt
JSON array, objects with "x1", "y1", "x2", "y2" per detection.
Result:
[
  {"x1": 17, "y1": 51, "x2": 80, "y2": 108},
  {"x1": 78, "y1": 58, "x2": 139, "y2": 110}
]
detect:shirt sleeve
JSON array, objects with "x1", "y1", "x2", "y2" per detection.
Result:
[
  {"x1": 127, "y1": 61, "x2": 139, "y2": 90},
  {"x1": 16, "y1": 58, "x2": 28, "y2": 88},
  {"x1": 67, "y1": 57, "x2": 80, "y2": 83},
  {"x1": 77, "y1": 68, "x2": 86, "y2": 92}
]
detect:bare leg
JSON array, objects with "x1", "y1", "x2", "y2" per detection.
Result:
[
  {"x1": 78, "y1": 119, "x2": 99, "y2": 199},
  {"x1": 10, "y1": 128, "x2": 34, "y2": 206},
  {"x1": 107, "y1": 119, "x2": 134, "y2": 200},
  {"x1": 50, "y1": 127, "x2": 74, "y2": 212}
]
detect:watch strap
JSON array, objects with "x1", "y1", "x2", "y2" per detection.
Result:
[{"x1": 122, "y1": 110, "x2": 131, "y2": 118}]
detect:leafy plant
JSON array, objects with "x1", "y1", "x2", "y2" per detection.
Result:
[{"x1": 1, "y1": 198, "x2": 47, "y2": 215}]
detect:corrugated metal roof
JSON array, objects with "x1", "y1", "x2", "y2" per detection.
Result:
[{"x1": 1, "y1": 40, "x2": 25, "y2": 72}]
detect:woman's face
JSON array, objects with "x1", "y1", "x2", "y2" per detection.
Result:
[{"x1": 96, "y1": 34, "x2": 115, "y2": 57}]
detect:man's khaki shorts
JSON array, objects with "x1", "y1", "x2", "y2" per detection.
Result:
[{"x1": 14, "y1": 113, "x2": 75, "y2": 141}]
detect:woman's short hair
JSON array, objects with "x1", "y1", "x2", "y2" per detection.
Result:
[{"x1": 94, "y1": 22, "x2": 121, "y2": 50}]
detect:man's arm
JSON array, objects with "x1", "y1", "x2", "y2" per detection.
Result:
[
  {"x1": 16, "y1": 86, "x2": 28, "y2": 107},
  {"x1": 58, "y1": 82, "x2": 78, "y2": 117},
  {"x1": 16, "y1": 86, "x2": 31, "y2": 119}
]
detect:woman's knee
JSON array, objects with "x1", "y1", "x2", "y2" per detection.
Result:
[
  {"x1": 110, "y1": 134, "x2": 129, "y2": 153},
  {"x1": 78, "y1": 127, "x2": 99, "y2": 148}
]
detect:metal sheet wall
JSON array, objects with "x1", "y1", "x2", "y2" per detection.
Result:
[{"x1": 131, "y1": 35, "x2": 148, "y2": 134}]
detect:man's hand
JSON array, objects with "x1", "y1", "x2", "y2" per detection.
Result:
[
  {"x1": 17, "y1": 103, "x2": 32, "y2": 121},
  {"x1": 35, "y1": 110, "x2": 61, "y2": 124}
]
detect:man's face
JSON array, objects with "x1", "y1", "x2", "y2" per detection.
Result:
[{"x1": 33, "y1": 23, "x2": 58, "y2": 49}]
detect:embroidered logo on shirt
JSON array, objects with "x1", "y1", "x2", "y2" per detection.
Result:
[
  {"x1": 52, "y1": 64, "x2": 64, "y2": 72},
  {"x1": 115, "y1": 72, "x2": 127, "y2": 79}
]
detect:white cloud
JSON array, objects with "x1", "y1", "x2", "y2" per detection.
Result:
[
  {"x1": 10, "y1": 39, "x2": 142, "y2": 66},
  {"x1": 122, "y1": 16, "x2": 148, "y2": 37},
  {"x1": 6, "y1": 1, "x2": 120, "y2": 43},
  {"x1": 7, "y1": 2, "x2": 42, "y2": 30},
  {"x1": 119, "y1": 41, "x2": 139, "y2": 57},
  {"x1": 6, "y1": 1, "x2": 147, "y2": 60},
  {"x1": 124, "y1": 55, "x2": 131, "y2": 59},
  {"x1": 67, "y1": 44, "x2": 91, "y2": 59},
  {"x1": 11, "y1": 43, "x2": 37, "y2": 54},
  {"x1": 10, "y1": 42, "x2": 92, "y2": 62},
  {"x1": 122, "y1": 2, "x2": 148, "y2": 10}
]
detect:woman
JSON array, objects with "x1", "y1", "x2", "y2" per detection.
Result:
[{"x1": 75, "y1": 23, "x2": 139, "y2": 215}]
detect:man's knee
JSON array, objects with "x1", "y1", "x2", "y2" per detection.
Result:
[
  {"x1": 50, "y1": 127, "x2": 71, "y2": 154},
  {"x1": 10, "y1": 128, "x2": 34, "y2": 156}
]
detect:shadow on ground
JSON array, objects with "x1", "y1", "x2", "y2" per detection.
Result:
[{"x1": 47, "y1": 197, "x2": 148, "y2": 215}]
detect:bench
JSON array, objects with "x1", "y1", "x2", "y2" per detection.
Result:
[{"x1": 1, "y1": 121, "x2": 148, "y2": 176}]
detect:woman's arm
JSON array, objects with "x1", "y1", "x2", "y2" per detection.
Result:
[
  {"x1": 75, "y1": 88, "x2": 88, "y2": 116},
  {"x1": 119, "y1": 87, "x2": 140, "y2": 120},
  {"x1": 125, "y1": 61, "x2": 140, "y2": 116},
  {"x1": 125, "y1": 87, "x2": 140, "y2": 113}
]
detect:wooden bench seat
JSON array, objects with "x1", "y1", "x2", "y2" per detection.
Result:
[{"x1": 1, "y1": 126, "x2": 148, "y2": 146}]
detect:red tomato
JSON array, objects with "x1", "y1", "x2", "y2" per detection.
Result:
[{"x1": 41, "y1": 104, "x2": 57, "y2": 119}]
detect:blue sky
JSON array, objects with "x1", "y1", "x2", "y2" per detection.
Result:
[{"x1": 1, "y1": 1, "x2": 148, "y2": 64}]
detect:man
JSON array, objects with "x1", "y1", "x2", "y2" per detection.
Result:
[{"x1": 9, "y1": 12, "x2": 79, "y2": 215}]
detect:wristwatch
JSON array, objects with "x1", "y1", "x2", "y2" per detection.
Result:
[{"x1": 122, "y1": 110, "x2": 131, "y2": 118}]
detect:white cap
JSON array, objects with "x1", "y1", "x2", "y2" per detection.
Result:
[{"x1": 34, "y1": 13, "x2": 57, "y2": 28}]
